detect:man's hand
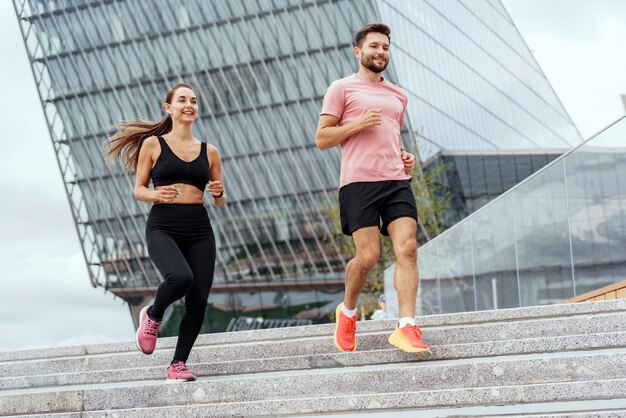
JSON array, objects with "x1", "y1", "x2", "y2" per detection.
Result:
[
  {"x1": 401, "y1": 150, "x2": 415, "y2": 175},
  {"x1": 358, "y1": 109, "x2": 382, "y2": 129}
]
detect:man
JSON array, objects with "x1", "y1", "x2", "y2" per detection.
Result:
[{"x1": 315, "y1": 23, "x2": 430, "y2": 355}]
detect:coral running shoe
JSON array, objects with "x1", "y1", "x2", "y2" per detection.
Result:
[
  {"x1": 333, "y1": 303, "x2": 357, "y2": 352},
  {"x1": 167, "y1": 361, "x2": 197, "y2": 382},
  {"x1": 135, "y1": 305, "x2": 161, "y2": 355},
  {"x1": 388, "y1": 324, "x2": 432, "y2": 356}
]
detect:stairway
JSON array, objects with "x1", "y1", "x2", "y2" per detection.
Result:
[{"x1": 1, "y1": 300, "x2": 626, "y2": 417}]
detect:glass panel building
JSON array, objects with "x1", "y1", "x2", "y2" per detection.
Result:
[{"x1": 14, "y1": 0, "x2": 581, "y2": 331}]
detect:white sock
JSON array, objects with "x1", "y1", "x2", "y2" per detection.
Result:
[
  {"x1": 398, "y1": 317, "x2": 416, "y2": 328},
  {"x1": 341, "y1": 304, "x2": 357, "y2": 318}
]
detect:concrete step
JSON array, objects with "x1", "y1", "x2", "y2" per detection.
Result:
[
  {"x1": 7, "y1": 403, "x2": 626, "y2": 418},
  {"x1": 1, "y1": 350, "x2": 626, "y2": 416},
  {"x1": 3, "y1": 299, "x2": 624, "y2": 363},
  {"x1": 2, "y1": 308, "x2": 624, "y2": 382},
  {"x1": 3, "y1": 376, "x2": 626, "y2": 417},
  {"x1": 2, "y1": 301, "x2": 625, "y2": 416},
  {"x1": 495, "y1": 412, "x2": 626, "y2": 418},
  {"x1": 2, "y1": 330, "x2": 625, "y2": 391},
  {"x1": 7, "y1": 408, "x2": 626, "y2": 418}
]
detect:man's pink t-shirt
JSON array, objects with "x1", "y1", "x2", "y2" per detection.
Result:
[{"x1": 320, "y1": 74, "x2": 410, "y2": 188}]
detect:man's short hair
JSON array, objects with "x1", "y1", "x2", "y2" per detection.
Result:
[{"x1": 354, "y1": 23, "x2": 391, "y2": 48}]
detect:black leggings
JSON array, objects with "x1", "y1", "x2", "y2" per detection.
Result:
[{"x1": 146, "y1": 204, "x2": 216, "y2": 363}]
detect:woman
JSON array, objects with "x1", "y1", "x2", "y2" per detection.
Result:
[{"x1": 103, "y1": 83, "x2": 225, "y2": 381}]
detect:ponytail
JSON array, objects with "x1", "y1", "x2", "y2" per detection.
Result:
[{"x1": 103, "y1": 115, "x2": 172, "y2": 172}]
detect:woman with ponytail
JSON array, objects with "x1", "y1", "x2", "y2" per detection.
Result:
[{"x1": 103, "y1": 83, "x2": 225, "y2": 382}]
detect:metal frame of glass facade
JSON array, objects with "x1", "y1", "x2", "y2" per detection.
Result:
[{"x1": 14, "y1": 0, "x2": 581, "y2": 327}]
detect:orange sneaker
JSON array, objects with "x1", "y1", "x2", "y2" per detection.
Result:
[
  {"x1": 333, "y1": 303, "x2": 357, "y2": 352},
  {"x1": 388, "y1": 324, "x2": 432, "y2": 356}
]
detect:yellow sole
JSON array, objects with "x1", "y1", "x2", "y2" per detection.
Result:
[{"x1": 388, "y1": 334, "x2": 432, "y2": 357}]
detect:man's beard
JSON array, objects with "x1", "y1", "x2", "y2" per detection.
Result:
[{"x1": 361, "y1": 55, "x2": 388, "y2": 73}]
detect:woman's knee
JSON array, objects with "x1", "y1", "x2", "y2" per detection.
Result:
[
  {"x1": 164, "y1": 270, "x2": 194, "y2": 290},
  {"x1": 185, "y1": 295, "x2": 208, "y2": 313}
]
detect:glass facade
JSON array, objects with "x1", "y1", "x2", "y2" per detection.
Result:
[
  {"x1": 377, "y1": 0, "x2": 581, "y2": 160},
  {"x1": 385, "y1": 117, "x2": 626, "y2": 316},
  {"x1": 14, "y1": 0, "x2": 581, "y2": 330},
  {"x1": 426, "y1": 149, "x2": 564, "y2": 227}
]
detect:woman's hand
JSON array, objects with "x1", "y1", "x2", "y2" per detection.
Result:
[
  {"x1": 207, "y1": 145, "x2": 226, "y2": 207},
  {"x1": 153, "y1": 185, "x2": 179, "y2": 204},
  {"x1": 207, "y1": 180, "x2": 223, "y2": 198}
]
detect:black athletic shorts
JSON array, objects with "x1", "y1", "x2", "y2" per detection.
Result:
[{"x1": 338, "y1": 180, "x2": 418, "y2": 236}]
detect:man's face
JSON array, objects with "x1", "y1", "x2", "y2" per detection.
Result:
[{"x1": 355, "y1": 32, "x2": 390, "y2": 73}]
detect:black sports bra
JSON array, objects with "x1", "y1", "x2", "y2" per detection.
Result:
[{"x1": 151, "y1": 136, "x2": 210, "y2": 191}]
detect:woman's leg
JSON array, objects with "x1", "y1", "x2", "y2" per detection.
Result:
[
  {"x1": 172, "y1": 229, "x2": 216, "y2": 362},
  {"x1": 147, "y1": 229, "x2": 194, "y2": 320}
]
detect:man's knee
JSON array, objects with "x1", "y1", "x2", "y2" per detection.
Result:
[
  {"x1": 396, "y1": 238, "x2": 417, "y2": 262},
  {"x1": 355, "y1": 249, "x2": 380, "y2": 271}
]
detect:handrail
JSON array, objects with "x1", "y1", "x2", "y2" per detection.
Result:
[{"x1": 421, "y1": 114, "x2": 626, "y2": 246}]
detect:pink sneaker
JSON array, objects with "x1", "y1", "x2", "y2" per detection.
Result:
[
  {"x1": 135, "y1": 305, "x2": 161, "y2": 355},
  {"x1": 167, "y1": 361, "x2": 197, "y2": 382}
]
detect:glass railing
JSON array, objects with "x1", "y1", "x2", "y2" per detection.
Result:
[{"x1": 384, "y1": 115, "x2": 626, "y2": 316}]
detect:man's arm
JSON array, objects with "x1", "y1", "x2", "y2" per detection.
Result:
[
  {"x1": 315, "y1": 110, "x2": 382, "y2": 150},
  {"x1": 398, "y1": 100, "x2": 415, "y2": 174}
]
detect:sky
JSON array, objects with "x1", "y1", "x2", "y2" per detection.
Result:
[
  {"x1": 503, "y1": 0, "x2": 626, "y2": 137},
  {"x1": 0, "y1": 1, "x2": 134, "y2": 352},
  {"x1": 1, "y1": 1, "x2": 625, "y2": 353}
]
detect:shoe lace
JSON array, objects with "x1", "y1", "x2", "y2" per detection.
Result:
[
  {"x1": 144, "y1": 318, "x2": 160, "y2": 337},
  {"x1": 172, "y1": 361, "x2": 188, "y2": 373},
  {"x1": 349, "y1": 319, "x2": 356, "y2": 335},
  {"x1": 345, "y1": 315, "x2": 356, "y2": 335},
  {"x1": 408, "y1": 324, "x2": 423, "y2": 337}
]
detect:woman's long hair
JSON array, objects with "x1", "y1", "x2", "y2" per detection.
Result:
[{"x1": 102, "y1": 83, "x2": 194, "y2": 172}]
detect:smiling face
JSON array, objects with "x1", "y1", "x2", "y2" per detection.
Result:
[
  {"x1": 355, "y1": 32, "x2": 390, "y2": 74},
  {"x1": 164, "y1": 86, "x2": 198, "y2": 123}
]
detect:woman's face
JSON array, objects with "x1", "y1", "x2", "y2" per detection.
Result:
[{"x1": 166, "y1": 87, "x2": 198, "y2": 123}]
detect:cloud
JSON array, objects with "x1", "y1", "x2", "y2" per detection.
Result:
[
  {"x1": 503, "y1": 0, "x2": 626, "y2": 137},
  {"x1": 0, "y1": 251, "x2": 134, "y2": 352},
  {"x1": 0, "y1": 2, "x2": 134, "y2": 352},
  {"x1": 504, "y1": 0, "x2": 626, "y2": 41}
]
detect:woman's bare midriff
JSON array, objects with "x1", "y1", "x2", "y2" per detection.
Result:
[{"x1": 156, "y1": 183, "x2": 204, "y2": 204}]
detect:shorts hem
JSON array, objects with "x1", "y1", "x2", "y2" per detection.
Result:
[
  {"x1": 381, "y1": 215, "x2": 418, "y2": 236},
  {"x1": 342, "y1": 222, "x2": 380, "y2": 236}
]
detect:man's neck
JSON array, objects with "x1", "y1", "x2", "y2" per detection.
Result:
[{"x1": 356, "y1": 68, "x2": 383, "y2": 82}]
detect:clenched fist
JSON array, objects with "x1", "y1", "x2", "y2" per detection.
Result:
[
  {"x1": 401, "y1": 150, "x2": 415, "y2": 175},
  {"x1": 358, "y1": 109, "x2": 382, "y2": 129},
  {"x1": 153, "y1": 185, "x2": 179, "y2": 204},
  {"x1": 207, "y1": 180, "x2": 223, "y2": 198}
]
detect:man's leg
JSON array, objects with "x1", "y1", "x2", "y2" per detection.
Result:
[
  {"x1": 386, "y1": 217, "x2": 431, "y2": 355},
  {"x1": 387, "y1": 217, "x2": 418, "y2": 318},
  {"x1": 343, "y1": 226, "x2": 381, "y2": 310},
  {"x1": 334, "y1": 226, "x2": 380, "y2": 352}
]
